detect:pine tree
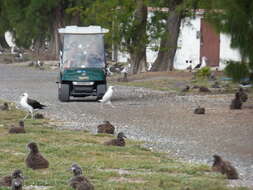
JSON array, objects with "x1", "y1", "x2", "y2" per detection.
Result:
[{"x1": 199, "y1": 0, "x2": 253, "y2": 69}]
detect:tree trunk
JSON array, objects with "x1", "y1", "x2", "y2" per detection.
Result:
[
  {"x1": 48, "y1": 6, "x2": 64, "y2": 60},
  {"x1": 151, "y1": 10, "x2": 182, "y2": 71},
  {"x1": 70, "y1": 13, "x2": 81, "y2": 25},
  {"x1": 0, "y1": 36, "x2": 8, "y2": 48},
  {"x1": 130, "y1": 50, "x2": 146, "y2": 74},
  {"x1": 129, "y1": 0, "x2": 147, "y2": 74}
]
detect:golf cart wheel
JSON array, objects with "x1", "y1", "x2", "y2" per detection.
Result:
[
  {"x1": 58, "y1": 83, "x2": 70, "y2": 102},
  {"x1": 96, "y1": 96, "x2": 103, "y2": 101},
  {"x1": 96, "y1": 84, "x2": 106, "y2": 101}
]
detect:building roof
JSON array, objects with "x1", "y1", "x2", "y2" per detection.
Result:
[{"x1": 58, "y1": 25, "x2": 109, "y2": 34}]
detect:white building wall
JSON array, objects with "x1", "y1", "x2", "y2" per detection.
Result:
[
  {"x1": 118, "y1": 50, "x2": 130, "y2": 63},
  {"x1": 219, "y1": 33, "x2": 241, "y2": 70},
  {"x1": 174, "y1": 16, "x2": 201, "y2": 70}
]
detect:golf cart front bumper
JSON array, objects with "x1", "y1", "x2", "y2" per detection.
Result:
[{"x1": 70, "y1": 81, "x2": 106, "y2": 97}]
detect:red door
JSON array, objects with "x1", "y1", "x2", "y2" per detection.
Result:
[{"x1": 200, "y1": 19, "x2": 220, "y2": 67}]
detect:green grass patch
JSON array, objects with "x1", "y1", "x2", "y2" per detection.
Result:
[{"x1": 0, "y1": 101, "x2": 246, "y2": 190}]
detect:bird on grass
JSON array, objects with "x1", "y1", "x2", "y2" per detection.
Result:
[
  {"x1": 211, "y1": 81, "x2": 220, "y2": 88},
  {"x1": 104, "y1": 132, "x2": 127, "y2": 147},
  {"x1": 238, "y1": 88, "x2": 248, "y2": 102},
  {"x1": 97, "y1": 121, "x2": 115, "y2": 134},
  {"x1": 181, "y1": 85, "x2": 190, "y2": 93},
  {"x1": 0, "y1": 102, "x2": 9, "y2": 111},
  {"x1": 20, "y1": 93, "x2": 46, "y2": 120},
  {"x1": 8, "y1": 120, "x2": 26, "y2": 134},
  {"x1": 212, "y1": 155, "x2": 239, "y2": 179},
  {"x1": 99, "y1": 86, "x2": 114, "y2": 108},
  {"x1": 121, "y1": 65, "x2": 130, "y2": 82},
  {"x1": 0, "y1": 169, "x2": 23, "y2": 187},
  {"x1": 69, "y1": 164, "x2": 94, "y2": 190},
  {"x1": 199, "y1": 86, "x2": 211, "y2": 93},
  {"x1": 11, "y1": 170, "x2": 23, "y2": 190},
  {"x1": 209, "y1": 72, "x2": 216, "y2": 81},
  {"x1": 25, "y1": 142, "x2": 49, "y2": 170},
  {"x1": 230, "y1": 92, "x2": 242, "y2": 110}
]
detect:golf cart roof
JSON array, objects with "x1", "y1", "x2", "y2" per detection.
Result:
[{"x1": 58, "y1": 25, "x2": 109, "y2": 34}]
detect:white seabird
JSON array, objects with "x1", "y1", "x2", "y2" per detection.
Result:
[
  {"x1": 200, "y1": 56, "x2": 207, "y2": 68},
  {"x1": 20, "y1": 93, "x2": 46, "y2": 120},
  {"x1": 99, "y1": 86, "x2": 114, "y2": 108},
  {"x1": 107, "y1": 65, "x2": 113, "y2": 76}
]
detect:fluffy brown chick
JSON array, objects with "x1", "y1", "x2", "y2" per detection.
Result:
[{"x1": 212, "y1": 155, "x2": 239, "y2": 179}]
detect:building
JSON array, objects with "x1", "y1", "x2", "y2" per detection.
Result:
[{"x1": 117, "y1": 9, "x2": 241, "y2": 71}]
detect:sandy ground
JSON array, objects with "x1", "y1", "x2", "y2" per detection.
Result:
[{"x1": 0, "y1": 63, "x2": 252, "y2": 188}]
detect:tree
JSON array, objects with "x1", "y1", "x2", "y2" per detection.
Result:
[
  {"x1": 87, "y1": 0, "x2": 148, "y2": 74},
  {"x1": 186, "y1": 0, "x2": 253, "y2": 82},
  {"x1": 150, "y1": 0, "x2": 183, "y2": 71},
  {"x1": 0, "y1": 0, "x2": 94, "y2": 59},
  {"x1": 128, "y1": 0, "x2": 148, "y2": 73},
  {"x1": 199, "y1": 0, "x2": 253, "y2": 70}
]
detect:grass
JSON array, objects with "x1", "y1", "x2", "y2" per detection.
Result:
[
  {"x1": 0, "y1": 101, "x2": 248, "y2": 190},
  {"x1": 112, "y1": 72, "x2": 253, "y2": 95}
]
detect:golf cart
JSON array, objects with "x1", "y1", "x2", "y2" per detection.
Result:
[{"x1": 57, "y1": 26, "x2": 109, "y2": 102}]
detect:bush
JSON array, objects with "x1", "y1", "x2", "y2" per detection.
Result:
[
  {"x1": 224, "y1": 61, "x2": 249, "y2": 83},
  {"x1": 195, "y1": 66, "x2": 211, "y2": 79}
]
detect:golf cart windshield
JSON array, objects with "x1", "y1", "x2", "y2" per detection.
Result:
[{"x1": 62, "y1": 34, "x2": 105, "y2": 68}]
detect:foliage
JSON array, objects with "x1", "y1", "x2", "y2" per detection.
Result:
[
  {"x1": 85, "y1": 0, "x2": 150, "y2": 73},
  {"x1": 195, "y1": 66, "x2": 211, "y2": 79},
  {"x1": 0, "y1": 0, "x2": 93, "y2": 49},
  {"x1": 0, "y1": 0, "x2": 56, "y2": 47},
  {"x1": 1, "y1": 0, "x2": 251, "y2": 73},
  {"x1": 195, "y1": 0, "x2": 253, "y2": 70},
  {"x1": 182, "y1": 0, "x2": 253, "y2": 82},
  {"x1": 224, "y1": 61, "x2": 249, "y2": 83},
  {"x1": 85, "y1": 1, "x2": 146, "y2": 52}
]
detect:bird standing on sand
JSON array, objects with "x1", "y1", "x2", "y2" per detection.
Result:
[
  {"x1": 181, "y1": 85, "x2": 190, "y2": 93},
  {"x1": 238, "y1": 88, "x2": 248, "y2": 102},
  {"x1": 104, "y1": 132, "x2": 127, "y2": 146},
  {"x1": 230, "y1": 92, "x2": 242, "y2": 110},
  {"x1": 69, "y1": 164, "x2": 94, "y2": 190},
  {"x1": 25, "y1": 142, "x2": 49, "y2": 170},
  {"x1": 97, "y1": 121, "x2": 115, "y2": 134},
  {"x1": 212, "y1": 155, "x2": 239, "y2": 179},
  {"x1": 8, "y1": 120, "x2": 26, "y2": 134},
  {"x1": 99, "y1": 86, "x2": 114, "y2": 108},
  {"x1": 194, "y1": 106, "x2": 205, "y2": 114},
  {"x1": 0, "y1": 102, "x2": 9, "y2": 111},
  {"x1": 20, "y1": 93, "x2": 46, "y2": 120}
]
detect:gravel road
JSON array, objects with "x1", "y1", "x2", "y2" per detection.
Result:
[{"x1": 0, "y1": 63, "x2": 252, "y2": 188}]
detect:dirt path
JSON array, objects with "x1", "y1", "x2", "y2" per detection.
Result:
[{"x1": 0, "y1": 63, "x2": 252, "y2": 187}]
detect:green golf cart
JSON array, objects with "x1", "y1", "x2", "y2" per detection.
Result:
[{"x1": 57, "y1": 26, "x2": 109, "y2": 102}]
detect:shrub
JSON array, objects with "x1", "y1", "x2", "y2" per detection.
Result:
[
  {"x1": 224, "y1": 61, "x2": 249, "y2": 83},
  {"x1": 195, "y1": 66, "x2": 211, "y2": 79}
]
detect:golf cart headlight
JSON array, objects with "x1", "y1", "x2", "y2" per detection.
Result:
[{"x1": 72, "y1": 82, "x2": 94, "y2": 85}]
